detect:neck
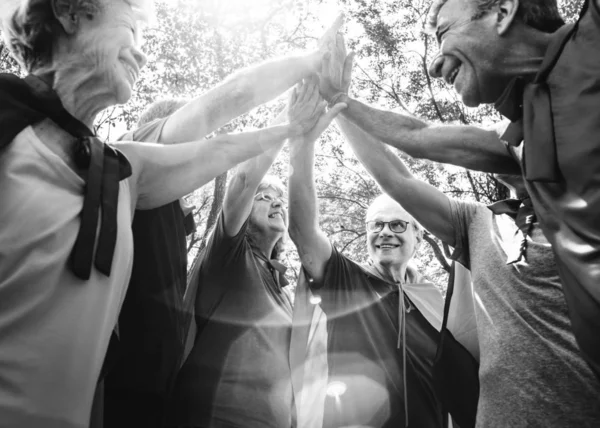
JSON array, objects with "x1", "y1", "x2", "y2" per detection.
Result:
[
  {"x1": 33, "y1": 64, "x2": 115, "y2": 129},
  {"x1": 501, "y1": 27, "x2": 555, "y2": 79},
  {"x1": 373, "y1": 261, "x2": 407, "y2": 284},
  {"x1": 253, "y1": 233, "x2": 280, "y2": 260}
]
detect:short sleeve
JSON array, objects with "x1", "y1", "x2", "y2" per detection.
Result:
[
  {"x1": 118, "y1": 117, "x2": 169, "y2": 143},
  {"x1": 448, "y1": 199, "x2": 480, "y2": 269},
  {"x1": 200, "y1": 212, "x2": 249, "y2": 273},
  {"x1": 310, "y1": 246, "x2": 378, "y2": 316}
]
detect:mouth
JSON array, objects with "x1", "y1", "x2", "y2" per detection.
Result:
[
  {"x1": 268, "y1": 212, "x2": 284, "y2": 219},
  {"x1": 376, "y1": 243, "x2": 400, "y2": 250},
  {"x1": 121, "y1": 59, "x2": 138, "y2": 85},
  {"x1": 445, "y1": 64, "x2": 460, "y2": 86}
]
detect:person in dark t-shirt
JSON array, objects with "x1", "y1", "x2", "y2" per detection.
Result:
[
  {"x1": 100, "y1": 17, "x2": 347, "y2": 424},
  {"x1": 103, "y1": 100, "x2": 196, "y2": 428},
  {"x1": 288, "y1": 98, "x2": 446, "y2": 426},
  {"x1": 166, "y1": 78, "x2": 346, "y2": 428}
]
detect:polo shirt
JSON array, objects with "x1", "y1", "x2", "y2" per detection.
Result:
[
  {"x1": 499, "y1": 0, "x2": 600, "y2": 377},
  {"x1": 310, "y1": 247, "x2": 444, "y2": 428},
  {"x1": 167, "y1": 213, "x2": 294, "y2": 428}
]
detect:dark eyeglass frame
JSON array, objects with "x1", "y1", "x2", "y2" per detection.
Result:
[
  {"x1": 254, "y1": 191, "x2": 288, "y2": 208},
  {"x1": 365, "y1": 219, "x2": 410, "y2": 234}
]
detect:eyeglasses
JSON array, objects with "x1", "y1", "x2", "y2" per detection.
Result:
[
  {"x1": 255, "y1": 192, "x2": 288, "y2": 208},
  {"x1": 366, "y1": 220, "x2": 410, "y2": 234}
]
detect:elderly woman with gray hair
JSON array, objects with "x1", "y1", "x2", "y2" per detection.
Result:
[{"x1": 0, "y1": 0, "x2": 345, "y2": 426}]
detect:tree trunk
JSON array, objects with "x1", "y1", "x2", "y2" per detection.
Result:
[{"x1": 423, "y1": 232, "x2": 451, "y2": 272}]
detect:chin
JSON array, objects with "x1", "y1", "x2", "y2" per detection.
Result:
[
  {"x1": 459, "y1": 91, "x2": 481, "y2": 107},
  {"x1": 114, "y1": 83, "x2": 133, "y2": 106}
]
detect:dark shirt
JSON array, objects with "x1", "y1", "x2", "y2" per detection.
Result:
[
  {"x1": 168, "y1": 213, "x2": 294, "y2": 428},
  {"x1": 312, "y1": 247, "x2": 444, "y2": 428},
  {"x1": 104, "y1": 118, "x2": 195, "y2": 425},
  {"x1": 502, "y1": 0, "x2": 600, "y2": 377}
]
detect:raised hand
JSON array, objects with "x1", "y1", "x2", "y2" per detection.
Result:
[
  {"x1": 288, "y1": 75, "x2": 347, "y2": 142},
  {"x1": 318, "y1": 14, "x2": 344, "y2": 60},
  {"x1": 319, "y1": 33, "x2": 355, "y2": 105}
]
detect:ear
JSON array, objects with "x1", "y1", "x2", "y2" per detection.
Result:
[
  {"x1": 414, "y1": 229, "x2": 424, "y2": 253},
  {"x1": 51, "y1": 0, "x2": 80, "y2": 35},
  {"x1": 496, "y1": 0, "x2": 520, "y2": 36}
]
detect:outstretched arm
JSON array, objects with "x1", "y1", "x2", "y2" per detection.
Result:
[
  {"x1": 319, "y1": 44, "x2": 520, "y2": 175},
  {"x1": 156, "y1": 16, "x2": 345, "y2": 144},
  {"x1": 338, "y1": 116, "x2": 457, "y2": 246},
  {"x1": 220, "y1": 109, "x2": 288, "y2": 236},
  {"x1": 118, "y1": 120, "x2": 297, "y2": 210},
  {"x1": 288, "y1": 82, "x2": 347, "y2": 283}
]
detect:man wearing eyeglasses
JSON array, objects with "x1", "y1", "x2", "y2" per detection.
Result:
[
  {"x1": 335, "y1": 115, "x2": 600, "y2": 426},
  {"x1": 288, "y1": 112, "x2": 446, "y2": 427}
]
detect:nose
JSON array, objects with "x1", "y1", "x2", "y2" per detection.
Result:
[
  {"x1": 379, "y1": 224, "x2": 393, "y2": 236},
  {"x1": 132, "y1": 46, "x2": 148, "y2": 70},
  {"x1": 428, "y1": 52, "x2": 445, "y2": 78},
  {"x1": 272, "y1": 199, "x2": 282, "y2": 208}
]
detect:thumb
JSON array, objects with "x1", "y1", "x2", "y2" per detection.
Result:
[{"x1": 309, "y1": 102, "x2": 348, "y2": 138}]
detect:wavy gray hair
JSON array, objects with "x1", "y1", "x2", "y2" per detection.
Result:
[
  {"x1": 246, "y1": 175, "x2": 287, "y2": 261},
  {"x1": 1, "y1": 0, "x2": 152, "y2": 72}
]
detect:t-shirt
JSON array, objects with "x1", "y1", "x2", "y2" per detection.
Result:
[
  {"x1": 167, "y1": 213, "x2": 294, "y2": 428},
  {"x1": 0, "y1": 123, "x2": 134, "y2": 428},
  {"x1": 449, "y1": 199, "x2": 600, "y2": 427},
  {"x1": 311, "y1": 247, "x2": 444, "y2": 428},
  {"x1": 105, "y1": 118, "x2": 195, "y2": 399}
]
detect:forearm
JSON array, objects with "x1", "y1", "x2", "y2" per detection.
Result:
[
  {"x1": 288, "y1": 140, "x2": 321, "y2": 240},
  {"x1": 160, "y1": 52, "x2": 321, "y2": 143},
  {"x1": 337, "y1": 116, "x2": 414, "y2": 189},
  {"x1": 338, "y1": 96, "x2": 427, "y2": 150},
  {"x1": 221, "y1": 140, "x2": 285, "y2": 234},
  {"x1": 338, "y1": 116, "x2": 457, "y2": 245},
  {"x1": 125, "y1": 124, "x2": 293, "y2": 209},
  {"x1": 339, "y1": 96, "x2": 520, "y2": 174}
]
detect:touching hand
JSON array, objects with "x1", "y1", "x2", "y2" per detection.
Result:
[
  {"x1": 319, "y1": 34, "x2": 355, "y2": 105},
  {"x1": 307, "y1": 14, "x2": 345, "y2": 72},
  {"x1": 288, "y1": 76, "x2": 347, "y2": 141}
]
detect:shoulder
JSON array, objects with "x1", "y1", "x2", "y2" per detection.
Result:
[
  {"x1": 449, "y1": 198, "x2": 489, "y2": 224},
  {"x1": 118, "y1": 117, "x2": 169, "y2": 143}
]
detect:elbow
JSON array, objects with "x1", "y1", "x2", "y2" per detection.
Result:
[{"x1": 222, "y1": 73, "x2": 253, "y2": 107}]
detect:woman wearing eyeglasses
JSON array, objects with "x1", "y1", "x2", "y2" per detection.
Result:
[{"x1": 166, "y1": 78, "x2": 345, "y2": 428}]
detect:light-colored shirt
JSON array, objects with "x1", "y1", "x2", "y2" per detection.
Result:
[
  {"x1": 450, "y1": 199, "x2": 600, "y2": 427},
  {"x1": 0, "y1": 125, "x2": 134, "y2": 428}
]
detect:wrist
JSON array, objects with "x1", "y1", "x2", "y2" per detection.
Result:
[
  {"x1": 328, "y1": 92, "x2": 349, "y2": 107},
  {"x1": 306, "y1": 50, "x2": 323, "y2": 73}
]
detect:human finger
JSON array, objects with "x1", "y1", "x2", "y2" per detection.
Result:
[
  {"x1": 306, "y1": 102, "x2": 347, "y2": 140},
  {"x1": 326, "y1": 14, "x2": 345, "y2": 39},
  {"x1": 341, "y1": 52, "x2": 355, "y2": 94}
]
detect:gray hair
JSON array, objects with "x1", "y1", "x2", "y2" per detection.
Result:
[
  {"x1": 366, "y1": 193, "x2": 424, "y2": 244},
  {"x1": 426, "y1": 0, "x2": 564, "y2": 35},
  {"x1": 246, "y1": 176, "x2": 287, "y2": 260},
  {"x1": 1, "y1": 0, "x2": 152, "y2": 72}
]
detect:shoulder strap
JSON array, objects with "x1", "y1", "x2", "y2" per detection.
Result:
[{"x1": 441, "y1": 261, "x2": 456, "y2": 331}]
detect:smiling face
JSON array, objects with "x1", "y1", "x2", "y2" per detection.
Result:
[
  {"x1": 365, "y1": 196, "x2": 421, "y2": 269},
  {"x1": 61, "y1": 0, "x2": 147, "y2": 106},
  {"x1": 249, "y1": 187, "x2": 288, "y2": 240},
  {"x1": 428, "y1": 0, "x2": 513, "y2": 107}
]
